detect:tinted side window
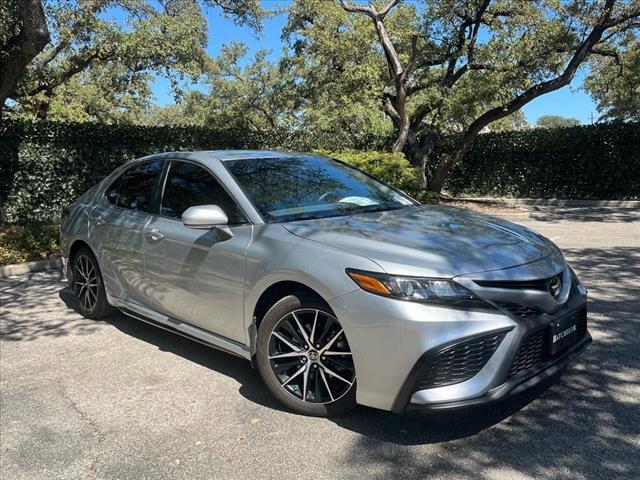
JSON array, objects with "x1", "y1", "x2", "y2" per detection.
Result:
[
  {"x1": 113, "y1": 161, "x2": 163, "y2": 212},
  {"x1": 161, "y1": 162, "x2": 246, "y2": 224},
  {"x1": 105, "y1": 178, "x2": 121, "y2": 205}
]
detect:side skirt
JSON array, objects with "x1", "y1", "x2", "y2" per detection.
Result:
[{"x1": 110, "y1": 296, "x2": 251, "y2": 361}]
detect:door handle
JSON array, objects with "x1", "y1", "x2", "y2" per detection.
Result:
[{"x1": 145, "y1": 227, "x2": 165, "y2": 241}]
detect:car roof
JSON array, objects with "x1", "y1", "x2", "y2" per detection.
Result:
[{"x1": 139, "y1": 150, "x2": 316, "y2": 163}]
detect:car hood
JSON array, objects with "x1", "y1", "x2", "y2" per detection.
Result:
[{"x1": 282, "y1": 204, "x2": 556, "y2": 277}]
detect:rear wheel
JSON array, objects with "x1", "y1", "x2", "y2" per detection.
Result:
[
  {"x1": 71, "y1": 248, "x2": 114, "y2": 319},
  {"x1": 256, "y1": 294, "x2": 356, "y2": 416}
]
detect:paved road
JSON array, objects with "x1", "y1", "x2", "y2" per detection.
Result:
[{"x1": 1, "y1": 207, "x2": 639, "y2": 480}]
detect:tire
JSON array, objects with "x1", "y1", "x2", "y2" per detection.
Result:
[
  {"x1": 256, "y1": 294, "x2": 356, "y2": 416},
  {"x1": 71, "y1": 247, "x2": 115, "y2": 319}
]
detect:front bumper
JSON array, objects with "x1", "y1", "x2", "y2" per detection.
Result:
[
  {"x1": 328, "y1": 261, "x2": 589, "y2": 413},
  {"x1": 404, "y1": 331, "x2": 591, "y2": 413}
]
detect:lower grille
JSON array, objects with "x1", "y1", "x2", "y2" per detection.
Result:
[
  {"x1": 416, "y1": 331, "x2": 507, "y2": 389},
  {"x1": 575, "y1": 307, "x2": 588, "y2": 336},
  {"x1": 509, "y1": 330, "x2": 545, "y2": 376},
  {"x1": 509, "y1": 307, "x2": 587, "y2": 377}
]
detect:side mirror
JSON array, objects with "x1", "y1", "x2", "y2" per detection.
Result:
[{"x1": 182, "y1": 205, "x2": 228, "y2": 229}]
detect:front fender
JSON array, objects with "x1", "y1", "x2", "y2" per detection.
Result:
[{"x1": 242, "y1": 224, "x2": 382, "y2": 342}]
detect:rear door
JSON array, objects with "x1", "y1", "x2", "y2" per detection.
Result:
[
  {"x1": 142, "y1": 160, "x2": 252, "y2": 343},
  {"x1": 90, "y1": 160, "x2": 163, "y2": 303}
]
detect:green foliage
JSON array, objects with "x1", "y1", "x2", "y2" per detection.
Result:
[
  {"x1": 0, "y1": 119, "x2": 294, "y2": 223},
  {"x1": 0, "y1": 223, "x2": 60, "y2": 265},
  {"x1": 441, "y1": 123, "x2": 640, "y2": 199},
  {"x1": 284, "y1": 0, "x2": 636, "y2": 138},
  {"x1": 585, "y1": 38, "x2": 640, "y2": 122},
  {"x1": 315, "y1": 150, "x2": 422, "y2": 198},
  {"x1": 536, "y1": 115, "x2": 582, "y2": 129},
  {"x1": 1, "y1": 120, "x2": 638, "y2": 225},
  {"x1": 6, "y1": 0, "x2": 267, "y2": 121},
  {"x1": 282, "y1": 0, "x2": 394, "y2": 142},
  {"x1": 154, "y1": 43, "x2": 299, "y2": 131}
]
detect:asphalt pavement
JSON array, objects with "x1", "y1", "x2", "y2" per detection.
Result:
[{"x1": 1, "y1": 206, "x2": 639, "y2": 480}]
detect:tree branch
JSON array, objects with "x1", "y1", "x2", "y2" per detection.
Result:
[
  {"x1": 339, "y1": 0, "x2": 399, "y2": 19},
  {"x1": 428, "y1": 0, "x2": 620, "y2": 192},
  {"x1": 378, "y1": 0, "x2": 400, "y2": 18},
  {"x1": 338, "y1": 0, "x2": 375, "y2": 17},
  {"x1": 33, "y1": 42, "x2": 67, "y2": 69},
  {"x1": 382, "y1": 94, "x2": 401, "y2": 125},
  {"x1": 27, "y1": 49, "x2": 102, "y2": 97},
  {"x1": 0, "y1": 0, "x2": 50, "y2": 110}
]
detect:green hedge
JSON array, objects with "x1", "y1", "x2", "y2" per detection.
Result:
[
  {"x1": 0, "y1": 121, "x2": 287, "y2": 223},
  {"x1": 1, "y1": 119, "x2": 638, "y2": 223},
  {"x1": 0, "y1": 120, "x2": 388, "y2": 223},
  {"x1": 440, "y1": 123, "x2": 640, "y2": 199}
]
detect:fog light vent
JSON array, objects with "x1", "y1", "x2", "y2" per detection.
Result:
[{"x1": 416, "y1": 331, "x2": 507, "y2": 389}]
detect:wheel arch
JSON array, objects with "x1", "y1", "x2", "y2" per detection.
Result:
[
  {"x1": 252, "y1": 281, "x2": 329, "y2": 330},
  {"x1": 66, "y1": 238, "x2": 100, "y2": 285},
  {"x1": 248, "y1": 280, "x2": 331, "y2": 367},
  {"x1": 68, "y1": 238, "x2": 97, "y2": 264}
]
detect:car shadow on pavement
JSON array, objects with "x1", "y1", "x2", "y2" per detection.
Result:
[
  {"x1": 57, "y1": 287, "x2": 292, "y2": 414},
  {"x1": 51, "y1": 245, "x2": 640, "y2": 479}
]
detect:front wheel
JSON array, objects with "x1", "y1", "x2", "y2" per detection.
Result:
[
  {"x1": 71, "y1": 247, "x2": 114, "y2": 319},
  {"x1": 256, "y1": 294, "x2": 356, "y2": 416}
]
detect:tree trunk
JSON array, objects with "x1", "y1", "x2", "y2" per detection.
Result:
[
  {"x1": 404, "y1": 130, "x2": 439, "y2": 190},
  {"x1": 427, "y1": 132, "x2": 476, "y2": 193},
  {"x1": 0, "y1": 0, "x2": 50, "y2": 116},
  {"x1": 391, "y1": 80, "x2": 410, "y2": 152},
  {"x1": 428, "y1": 153, "x2": 457, "y2": 193}
]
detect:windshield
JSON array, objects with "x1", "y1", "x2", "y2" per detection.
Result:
[{"x1": 224, "y1": 156, "x2": 415, "y2": 222}]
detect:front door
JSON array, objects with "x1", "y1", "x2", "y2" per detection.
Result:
[{"x1": 143, "y1": 160, "x2": 252, "y2": 343}]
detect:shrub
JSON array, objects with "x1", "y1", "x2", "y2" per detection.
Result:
[
  {"x1": 0, "y1": 223, "x2": 60, "y2": 265},
  {"x1": 317, "y1": 149, "x2": 422, "y2": 198}
]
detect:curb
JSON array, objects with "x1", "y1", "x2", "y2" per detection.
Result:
[
  {"x1": 455, "y1": 197, "x2": 640, "y2": 208},
  {"x1": 0, "y1": 258, "x2": 63, "y2": 278}
]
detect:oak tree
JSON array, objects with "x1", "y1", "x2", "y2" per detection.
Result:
[{"x1": 288, "y1": 0, "x2": 640, "y2": 192}]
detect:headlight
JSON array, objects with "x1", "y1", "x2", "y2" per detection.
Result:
[{"x1": 346, "y1": 269, "x2": 495, "y2": 310}]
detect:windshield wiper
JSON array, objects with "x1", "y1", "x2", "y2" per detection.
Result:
[
  {"x1": 346, "y1": 203, "x2": 404, "y2": 215},
  {"x1": 270, "y1": 203, "x2": 405, "y2": 223},
  {"x1": 270, "y1": 212, "x2": 336, "y2": 223}
]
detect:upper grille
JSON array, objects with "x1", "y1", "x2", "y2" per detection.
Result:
[
  {"x1": 416, "y1": 331, "x2": 507, "y2": 389},
  {"x1": 474, "y1": 277, "x2": 554, "y2": 290},
  {"x1": 509, "y1": 306, "x2": 587, "y2": 377}
]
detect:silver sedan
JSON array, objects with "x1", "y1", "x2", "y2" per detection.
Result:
[{"x1": 60, "y1": 151, "x2": 591, "y2": 416}]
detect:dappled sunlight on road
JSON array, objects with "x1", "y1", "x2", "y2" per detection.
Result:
[{"x1": 1, "y1": 207, "x2": 638, "y2": 480}]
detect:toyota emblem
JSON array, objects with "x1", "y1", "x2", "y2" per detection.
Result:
[{"x1": 548, "y1": 275, "x2": 562, "y2": 298}]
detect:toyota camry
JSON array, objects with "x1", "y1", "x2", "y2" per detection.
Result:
[{"x1": 60, "y1": 151, "x2": 591, "y2": 416}]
